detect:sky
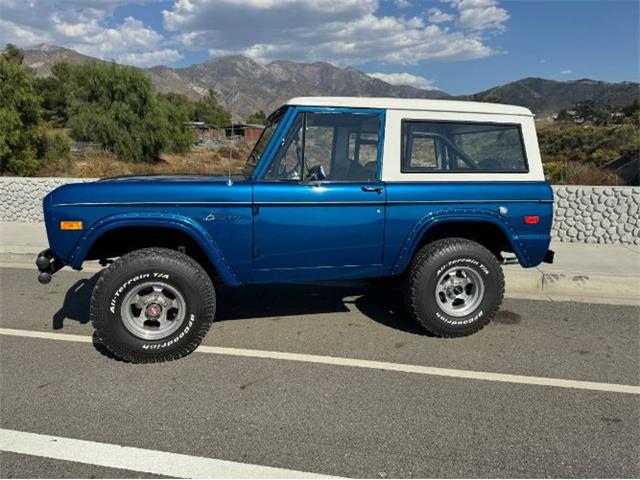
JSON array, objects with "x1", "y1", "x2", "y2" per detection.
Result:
[{"x1": 0, "y1": 0, "x2": 638, "y2": 94}]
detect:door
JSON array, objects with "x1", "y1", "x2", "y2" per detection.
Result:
[{"x1": 252, "y1": 108, "x2": 385, "y2": 271}]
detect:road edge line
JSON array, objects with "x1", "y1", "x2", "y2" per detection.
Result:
[
  {"x1": 1, "y1": 327, "x2": 638, "y2": 395},
  {"x1": 0, "y1": 428, "x2": 339, "y2": 479}
]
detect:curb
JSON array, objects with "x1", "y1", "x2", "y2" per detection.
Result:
[
  {"x1": 505, "y1": 268, "x2": 640, "y2": 305},
  {"x1": 1, "y1": 252, "x2": 638, "y2": 307}
]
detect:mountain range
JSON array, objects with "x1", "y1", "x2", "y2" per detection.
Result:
[{"x1": 21, "y1": 44, "x2": 639, "y2": 120}]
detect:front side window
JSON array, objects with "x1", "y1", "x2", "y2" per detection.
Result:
[
  {"x1": 403, "y1": 121, "x2": 528, "y2": 173},
  {"x1": 264, "y1": 111, "x2": 380, "y2": 182},
  {"x1": 264, "y1": 113, "x2": 304, "y2": 180},
  {"x1": 243, "y1": 106, "x2": 287, "y2": 177}
]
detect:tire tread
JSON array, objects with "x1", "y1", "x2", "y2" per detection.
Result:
[
  {"x1": 90, "y1": 247, "x2": 216, "y2": 363},
  {"x1": 407, "y1": 238, "x2": 504, "y2": 337}
]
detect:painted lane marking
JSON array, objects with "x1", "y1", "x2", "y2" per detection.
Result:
[
  {"x1": 1, "y1": 327, "x2": 639, "y2": 395},
  {"x1": 0, "y1": 429, "x2": 339, "y2": 479}
]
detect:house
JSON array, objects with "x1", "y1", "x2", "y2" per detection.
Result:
[
  {"x1": 224, "y1": 123, "x2": 265, "y2": 143},
  {"x1": 184, "y1": 121, "x2": 222, "y2": 144}
]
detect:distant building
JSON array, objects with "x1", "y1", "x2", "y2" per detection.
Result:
[
  {"x1": 184, "y1": 121, "x2": 264, "y2": 145},
  {"x1": 224, "y1": 124, "x2": 265, "y2": 143},
  {"x1": 184, "y1": 121, "x2": 222, "y2": 144},
  {"x1": 553, "y1": 110, "x2": 586, "y2": 124}
]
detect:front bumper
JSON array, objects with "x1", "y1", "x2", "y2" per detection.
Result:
[{"x1": 35, "y1": 249, "x2": 65, "y2": 284}]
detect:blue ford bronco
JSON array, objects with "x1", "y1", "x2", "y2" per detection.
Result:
[{"x1": 37, "y1": 97, "x2": 554, "y2": 362}]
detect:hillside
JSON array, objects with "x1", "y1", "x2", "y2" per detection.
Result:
[
  {"x1": 22, "y1": 44, "x2": 99, "y2": 76},
  {"x1": 21, "y1": 45, "x2": 639, "y2": 119},
  {"x1": 465, "y1": 77, "x2": 639, "y2": 115},
  {"x1": 22, "y1": 45, "x2": 449, "y2": 119}
]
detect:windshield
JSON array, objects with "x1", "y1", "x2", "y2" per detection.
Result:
[{"x1": 243, "y1": 106, "x2": 288, "y2": 177}]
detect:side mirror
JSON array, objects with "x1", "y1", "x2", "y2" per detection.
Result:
[{"x1": 306, "y1": 164, "x2": 327, "y2": 182}]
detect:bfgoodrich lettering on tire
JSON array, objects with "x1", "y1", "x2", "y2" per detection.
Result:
[
  {"x1": 406, "y1": 238, "x2": 504, "y2": 337},
  {"x1": 90, "y1": 247, "x2": 216, "y2": 363}
]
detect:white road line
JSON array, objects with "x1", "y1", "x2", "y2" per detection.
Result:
[
  {"x1": 0, "y1": 429, "x2": 339, "y2": 479},
  {"x1": 1, "y1": 327, "x2": 639, "y2": 395}
]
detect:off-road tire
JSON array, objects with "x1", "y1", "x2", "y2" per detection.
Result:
[
  {"x1": 90, "y1": 247, "x2": 216, "y2": 363},
  {"x1": 406, "y1": 238, "x2": 504, "y2": 337}
]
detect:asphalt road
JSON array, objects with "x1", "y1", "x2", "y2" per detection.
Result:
[{"x1": 0, "y1": 265, "x2": 639, "y2": 478}]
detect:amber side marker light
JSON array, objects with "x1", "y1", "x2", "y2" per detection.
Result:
[
  {"x1": 60, "y1": 221, "x2": 83, "y2": 230},
  {"x1": 523, "y1": 216, "x2": 540, "y2": 225}
]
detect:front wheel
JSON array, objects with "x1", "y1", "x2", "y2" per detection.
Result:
[
  {"x1": 406, "y1": 238, "x2": 504, "y2": 337},
  {"x1": 90, "y1": 248, "x2": 216, "y2": 363}
]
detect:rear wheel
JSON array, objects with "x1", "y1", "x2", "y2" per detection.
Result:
[
  {"x1": 90, "y1": 247, "x2": 216, "y2": 363},
  {"x1": 406, "y1": 238, "x2": 504, "y2": 337}
]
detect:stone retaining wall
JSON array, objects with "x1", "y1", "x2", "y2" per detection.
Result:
[
  {"x1": 1, "y1": 177, "x2": 638, "y2": 244},
  {"x1": 1, "y1": 177, "x2": 96, "y2": 223},
  {"x1": 552, "y1": 186, "x2": 638, "y2": 244}
]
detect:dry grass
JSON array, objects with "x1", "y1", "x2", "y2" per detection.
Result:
[
  {"x1": 37, "y1": 145, "x2": 251, "y2": 178},
  {"x1": 561, "y1": 162, "x2": 625, "y2": 186},
  {"x1": 544, "y1": 160, "x2": 625, "y2": 185}
]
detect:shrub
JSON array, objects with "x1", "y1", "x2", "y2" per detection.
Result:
[
  {"x1": 38, "y1": 130, "x2": 71, "y2": 162},
  {"x1": 545, "y1": 161, "x2": 623, "y2": 185}
]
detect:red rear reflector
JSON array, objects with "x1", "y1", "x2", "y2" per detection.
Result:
[{"x1": 523, "y1": 216, "x2": 540, "y2": 225}]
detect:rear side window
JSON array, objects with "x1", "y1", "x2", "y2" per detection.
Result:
[{"x1": 402, "y1": 121, "x2": 528, "y2": 173}]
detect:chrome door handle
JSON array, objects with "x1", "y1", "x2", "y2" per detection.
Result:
[{"x1": 361, "y1": 186, "x2": 383, "y2": 193}]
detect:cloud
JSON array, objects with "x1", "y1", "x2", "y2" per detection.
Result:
[
  {"x1": 368, "y1": 72, "x2": 438, "y2": 90},
  {"x1": 395, "y1": 0, "x2": 411, "y2": 8},
  {"x1": 427, "y1": 8, "x2": 454, "y2": 24},
  {"x1": 0, "y1": 0, "x2": 183, "y2": 67},
  {"x1": 163, "y1": 0, "x2": 506, "y2": 65},
  {"x1": 0, "y1": 0, "x2": 511, "y2": 68},
  {"x1": 116, "y1": 49, "x2": 183, "y2": 67},
  {"x1": 560, "y1": 69, "x2": 573, "y2": 75},
  {"x1": 72, "y1": 17, "x2": 163, "y2": 56},
  {"x1": 445, "y1": 0, "x2": 510, "y2": 31}
]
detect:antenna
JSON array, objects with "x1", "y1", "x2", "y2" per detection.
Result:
[{"x1": 227, "y1": 81, "x2": 235, "y2": 186}]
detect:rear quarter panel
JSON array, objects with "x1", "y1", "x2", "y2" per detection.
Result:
[{"x1": 385, "y1": 182, "x2": 553, "y2": 273}]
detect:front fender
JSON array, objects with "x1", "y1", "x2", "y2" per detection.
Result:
[
  {"x1": 69, "y1": 212, "x2": 241, "y2": 286},
  {"x1": 390, "y1": 208, "x2": 532, "y2": 275}
]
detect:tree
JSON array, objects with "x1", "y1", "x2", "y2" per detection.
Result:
[
  {"x1": 35, "y1": 61, "x2": 75, "y2": 127},
  {"x1": 158, "y1": 92, "x2": 196, "y2": 120},
  {"x1": 155, "y1": 93, "x2": 195, "y2": 153},
  {"x1": 0, "y1": 44, "x2": 42, "y2": 175},
  {"x1": 3, "y1": 43, "x2": 24, "y2": 64},
  {"x1": 574, "y1": 100, "x2": 610, "y2": 125},
  {"x1": 66, "y1": 61, "x2": 193, "y2": 163},
  {"x1": 246, "y1": 109, "x2": 267, "y2": 125},
  {"x1": 193, "y1": 89, "x2": 231, "y2": 126},
  {"x1": 621, "y1": 99, "x2": 640, "y2": 126}
]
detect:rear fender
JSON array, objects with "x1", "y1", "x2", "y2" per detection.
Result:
[
  {"x1": 391, "y1": 208, "x2": 531, "y2": 275},
  {"x1": 69, "y1": 212, "x2": 241, "y2": 285}
]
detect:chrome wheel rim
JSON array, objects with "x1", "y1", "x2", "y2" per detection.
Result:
[
  {"x1": 120, "y1": 281, "x2": 186, "y2": 340},
  {"x1": 435, "y1": 266, "x2": 485, "y2": 317}
]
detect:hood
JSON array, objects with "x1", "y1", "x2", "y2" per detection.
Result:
[
  {"x1": 47, "y1": 175, "x2": 251, "y2": 207},
  {"x1": 97, "y1": 174, "x2": 241, "y2": 183}
]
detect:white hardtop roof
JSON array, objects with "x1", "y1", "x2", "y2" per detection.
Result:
[{"x1": 286, "y1": 96, "x2": 533, "y2": 117}]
